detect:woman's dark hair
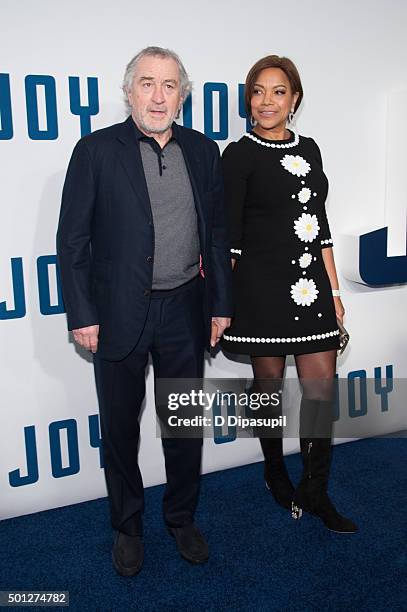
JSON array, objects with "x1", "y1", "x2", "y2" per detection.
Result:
[{"x1": 245, "y1": 54, "x2": 303, "y2": 117}]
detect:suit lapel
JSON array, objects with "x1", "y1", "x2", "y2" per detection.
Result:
[{"x1": 116, "y1": 117, "x2": 152, "y2": 214}]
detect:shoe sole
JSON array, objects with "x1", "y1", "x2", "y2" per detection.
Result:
[
  {"x1": 180, "y1": 552, "x2": 209, "y2": 565},
  {"x1": 112, "y1": 551, "x2": 143, "y2": 577}
]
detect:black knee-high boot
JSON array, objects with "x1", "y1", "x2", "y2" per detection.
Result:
[
  {"x1": 292, "y1": 399, "x2": 358, "y2": 533},
  {"x1": 253, "y1": 381, "x2": 294, "y2": 510},
  {"x1": 250, "y1": 378, "x2": 294, "y2": 509},
  {"x1": 260, "y1": 436, "x2": 294, "y2": 509}
]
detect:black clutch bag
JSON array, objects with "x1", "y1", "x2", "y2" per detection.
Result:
[{"x1": 337, "y1": 319, "x2": 350, "y2": 355}]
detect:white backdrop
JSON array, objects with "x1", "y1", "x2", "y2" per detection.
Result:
[{"x1": 1, "y1": 0, "x2": 406, "y2": 520}]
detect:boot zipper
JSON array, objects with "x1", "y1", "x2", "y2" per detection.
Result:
[
  {"x1": 307, "y1": 441, "x2": 313, "y2": 479},
  {"x1": 292, "y1": 441, "x2": 312, "y2": 520}
]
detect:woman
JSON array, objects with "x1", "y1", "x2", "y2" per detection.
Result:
[{"x1": 221, "y1": 55, "x2": 357, "y2": 533}]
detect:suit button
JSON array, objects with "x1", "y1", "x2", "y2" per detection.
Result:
[
  {"x1": 143, "y1": 289, "x2": 151, "y2": 296},
  {"x1": 146, "y1": 256, "x2": 153, "y2": 263}
]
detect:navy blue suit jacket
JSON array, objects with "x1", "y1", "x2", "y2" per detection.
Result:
[{"x1": 57, "y1": 116, "x2": 233, "y2": 360}]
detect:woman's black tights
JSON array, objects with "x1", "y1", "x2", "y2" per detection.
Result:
[
  {"x1": 251, "y1": 350, "x2": 337, "y2": 439},
  {"x1": 251, "y1": 350, "x2": 337, "y2": 400}
]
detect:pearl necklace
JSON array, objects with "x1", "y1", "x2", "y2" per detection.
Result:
[{"x1": 244, "y1": 131, "x2": 299, "y2": 149}]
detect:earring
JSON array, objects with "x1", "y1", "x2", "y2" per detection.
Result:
[
  {"x1": 288, "y1": 110, "x2": 295, "y2": 124},
  {"x1": 250, "y1": 115, "x2": 257, "y2": 127}
]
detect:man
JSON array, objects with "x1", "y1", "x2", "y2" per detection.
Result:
[{"x1": 57, "y1": 46, "x2": 233, "y2": 576}]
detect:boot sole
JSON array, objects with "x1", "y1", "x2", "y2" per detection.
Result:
[
  {"x1": 294, "y1": 507, "x2": 358, "y2": 533},
  {"x1": 322, "y1": 520, "x2": 358, "y2": 534},
  {"x1": 325, "y1": 526, "x2": 358, "y2": 534}
]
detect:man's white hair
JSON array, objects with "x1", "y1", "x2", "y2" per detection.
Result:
[{"x1": 122, "y1": 46, "x2": 192, "y2": 111}]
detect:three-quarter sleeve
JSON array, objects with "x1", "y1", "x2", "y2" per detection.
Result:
[
  {"x1": 222, "y1": 142, "x2": 249, "y2": 259},
  {"x1": 310, "y1": 138, "x2": 334, "y2": 248}
]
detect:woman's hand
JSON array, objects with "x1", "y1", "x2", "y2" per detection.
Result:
[
  {"x1": 211, "y1": 317, "x2": 231, "y2": 347},
  {"x1": 333, "y1": 297, "x2": 345, "y2": 324}
]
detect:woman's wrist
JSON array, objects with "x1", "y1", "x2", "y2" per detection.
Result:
[{"x1": 332, "y1": 289, "x2": 341, "y2": 297}]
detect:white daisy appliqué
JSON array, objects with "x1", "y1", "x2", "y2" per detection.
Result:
[
  {"x1": 291, "y1": 278, "x2": 319, "y2": 306},
  {"x1": 294, "y1": 213, "x2": 320, "y2": 243},
  {"x1": 299, "y1": 252, "x2": 313, "y2": 268},
  {"x1": 298, "y1": 187, "x2": 311, "y2": 203},
  {"x1": 281, "y1": 155, "x2": 311, "y2": 177}
]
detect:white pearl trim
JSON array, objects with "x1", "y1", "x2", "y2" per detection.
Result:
[
  {"x1": 244, "y1": 132, "x2": 299, "y2": 149},
  {"x1": 321, "y1": 238, "x2": 333, "y2": 245},
  {"x1": 223, "y1": 329, "x2": 339, "y2": 344},
  {"x1": 231, "y1": 248, "x2": 242, "y2": 255}
]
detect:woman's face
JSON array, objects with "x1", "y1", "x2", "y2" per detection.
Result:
[{"x1": 250, "y1": 67, "x2": 299, "y2": 136}]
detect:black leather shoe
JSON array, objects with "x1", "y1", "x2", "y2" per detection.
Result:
[
  {"x1": 168, "y1": 524, "x2": 209, "y2": 564},
  {"x1": 112, "y1": 531, "x2": 144, "y2": 576}
]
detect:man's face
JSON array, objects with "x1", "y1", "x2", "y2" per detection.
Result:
[{"x1": 127, "y1": 55, "x2": 183, "y2": 135}]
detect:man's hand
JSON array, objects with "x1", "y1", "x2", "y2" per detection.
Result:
[
  {"x1": 72, "y1": 325, "x2": 100, "y2": 353},
  {"x1": 210, "y1": 317, "x2": 231, "y2": 348}
]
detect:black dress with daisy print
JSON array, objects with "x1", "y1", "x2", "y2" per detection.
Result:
[{"x1": 220, "y1": 129, "x2": 340, "y2": 356}]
